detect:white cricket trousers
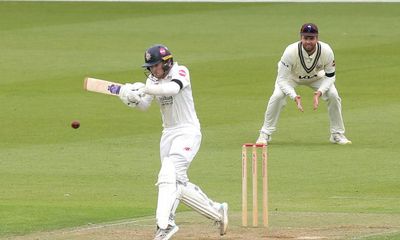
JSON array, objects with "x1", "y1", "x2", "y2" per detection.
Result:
[
  {"x1": 159, "y1": 126, "x2": 201, "y2": 183},
  {"x1": 155, "y1": 126, "x2": 222, "y2": 229},
  {"x1": 261, "y1": 79, "x2": 346, "y2": 135}
]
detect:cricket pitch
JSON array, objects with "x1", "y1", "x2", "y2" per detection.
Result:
[{"x1": 4, "y1": 211, "x2": 400, "y2": 240}]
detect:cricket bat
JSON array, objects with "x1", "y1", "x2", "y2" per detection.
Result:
[{"x1": 84, "y1": 77, "x2": 122, "y2": 96}]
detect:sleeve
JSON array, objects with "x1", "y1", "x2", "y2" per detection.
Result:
[
  {"x1": 276, "y1": 47, "x2": 298, "y2": 100},
  {"x1": 136, "y1": 94, "x2": 154, "y2": 111},
  {"x1": 144, "y1": 82, "x2": 180, "y2": 96},
  {"x1": 143, "y1": 66, "x2": 190, "y2": 96},
  {"x1": 136, "y1": 78, "x2": 154, "y2": 111},
  {"x1": 170, "y1": 66, "x2": 190, "y2": 90},
  {"x1": 324, "y1": 46, "x2": 336, "y2": 76},
  {"x1": 318, "y1": 46, "x2": 336, "y2": 94}
]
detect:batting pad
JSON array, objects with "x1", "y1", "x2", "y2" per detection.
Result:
[
  {"x1": 179, "y1": 182, "x2": 222, "y2": 221},
  {"x1": 156, "y1": 160, "x2": 178, "y2": 229}
]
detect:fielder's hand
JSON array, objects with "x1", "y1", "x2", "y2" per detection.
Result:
[
  {"x1": 313, "y1": 91, "x2": 322, "y2": 110},
  {"x1": 295, "y1": 95, "x2": 304, "y2": 112}
]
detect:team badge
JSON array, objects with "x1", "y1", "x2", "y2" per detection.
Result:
[{"x1": 145, "y1": 51, "x2": 151, "y2": 61}]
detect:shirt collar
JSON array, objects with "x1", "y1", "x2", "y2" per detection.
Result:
[{"x1": 301, "y1": 43, "x2": 319, "y2": 59}]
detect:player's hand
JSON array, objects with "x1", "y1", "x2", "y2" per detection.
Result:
[
  {"x1": 131, "y1": 82, "x2": 146, "y2": 92},
  {"x1": 127, "y1": 92, "x2": 141, "y2": 105},
  {"x1": 127, "y1": 82, "x2": 146, "y2": 102},
  {"x1": 119, "y1": 82, "x2": 145, "y2": 107},
  {"x1": 295, "y1": 95, "x2": 304, "y2": 112},
  {"x1": 313, "y1": 91, "x2": 322, "y2": 110}
]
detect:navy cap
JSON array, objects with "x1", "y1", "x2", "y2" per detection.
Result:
[{"x1": 300, "y1": 23, "x2": 318, "y2": 36}]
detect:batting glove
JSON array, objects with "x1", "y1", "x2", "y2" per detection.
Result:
[{"x1": 119, "y1": 82, "x2": 145, "y2": 107}]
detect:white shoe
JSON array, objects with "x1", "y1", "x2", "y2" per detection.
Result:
[
  {"x1": 256, "y1": 132, "x2": 271, "y2": 144},
  {"x1": 330, "y1": 133, "x2": 352, "y2": 145},
  {"x1": 218, "y1": 202, "x2": 228, "y2": 236},
  {"x1": 154, "y1": 225, "x2": 179, "y2": 240}
]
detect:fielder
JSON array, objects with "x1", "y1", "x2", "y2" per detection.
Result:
[
  {"x1": 118, "y1": 44, "x2": 228, "y2": 240},
  {"x1": 257, "y1": 23, "x2": 351, "y2": 145}
]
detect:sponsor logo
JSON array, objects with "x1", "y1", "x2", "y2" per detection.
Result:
[
  {"x1": 281, "y1": 61, "x2": 289, "y2": 68},
  {"x1": 160, "y1": 48, "x2": 166, "y2": 55},
  {"x1": 158, "y1": 96, "x2": 173, "y2": 106},
  {"x1": 108, "y1": 84, "x2": 121, "y2": 94},
  {"x1": 179, "y1": 69, "x2": 186, "y2": 77},
  {"x1": 299, "y1": 74, "x2": 318, "y2": 80},
  {"x1": 184, "y1": 147, "x2": 191, "y2": 151}
]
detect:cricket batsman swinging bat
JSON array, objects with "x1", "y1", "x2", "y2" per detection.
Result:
[{"x1": 83, "y1": 77, "x2": 122, "y2": 96}]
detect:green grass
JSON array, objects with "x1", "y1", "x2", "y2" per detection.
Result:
[{"x1": 0, "y1": 2, "x2": 399, "y2": 238}]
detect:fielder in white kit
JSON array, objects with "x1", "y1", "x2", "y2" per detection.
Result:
[
  {"x1": 118, "y1": 45, "x2": 228, "y2": 240},
  {"x1": 257, "y1": 23, "x2": 351, "y2": 145}
]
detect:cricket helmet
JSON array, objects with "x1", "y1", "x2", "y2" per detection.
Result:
[
  {"x1": 142, "y1": 44, "x2": 173, "y2": 72},
  {"x1": 300, "y1": 23, "x2": 318, "y2": 36}
]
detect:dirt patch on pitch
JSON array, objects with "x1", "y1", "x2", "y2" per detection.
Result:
[{"x1": 4, "y1": 212, "x2": 400, "y2": 240}]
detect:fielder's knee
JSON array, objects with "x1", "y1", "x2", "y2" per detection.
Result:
[
  {"x1": 268, "y1": 88, "x2": 287, "y2": 107},
  {"x1": 323, "y1": 87, "x2": 340, "y2": 101},
  {"x1": 326, "y1": 93, "x2": 341, "y2": 104},
  {"x1": 271, "y1": 89, "x2": 286, "y2": 100}
]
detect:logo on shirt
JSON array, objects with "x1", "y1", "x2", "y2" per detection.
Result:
[
  {"x1": 332, "y1": 60, "x2": 336, "y2": 67},
  {"x1": 179, "y1": 69, "x2": 186, "y2": 77},
  {"x1": 184, "y1": 147, "x2": 191, "y2": 151},
  {"x1": 158, "y1": 96, "x2": 173, "y2": 106},
  {"x1": 281, "y1": 61, "x2": 289, "y2": 68},
  {"x1": 299, "y1": 74, "x2": 318, "y2": 80}
]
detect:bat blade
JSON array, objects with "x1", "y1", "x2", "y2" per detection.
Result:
[{"x1": 84, "y1": 77, "x2": 122, "y2": 96}]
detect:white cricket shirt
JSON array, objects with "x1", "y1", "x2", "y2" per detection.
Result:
[
  {"x1": 145, "y1": 63, "x2": 200, "y2": 130},
  {"x1": 277, "y1": 41, "x2": 336, "y2": 99}
]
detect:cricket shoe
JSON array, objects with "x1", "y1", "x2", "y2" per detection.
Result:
[
  {"x1": 330, "y1": 133, "x2": 352, "y2": 145},
  {"x1": 256, "y1": 132, "x2": 271, "y2": 144},
  {"x1": 154, "y1": 225, "x2": 179, "y2": 240},
  {"x1": 218, "y1": 202, "x2": 229, "y2": 236}
]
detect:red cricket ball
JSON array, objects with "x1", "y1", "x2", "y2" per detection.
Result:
[{"x1": 71, "y1": 120, "x2": 80, "y2": 129}]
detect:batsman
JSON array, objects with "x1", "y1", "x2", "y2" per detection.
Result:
[
  {"x1": 257, "y1": 23, "x2": 352, "y2": 145},
  {"x1": 118, "y1": 45, "x2": 228, "y2": 240}
]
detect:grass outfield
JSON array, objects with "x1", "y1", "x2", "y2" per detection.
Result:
[{"x1": 0, "y1": 2, "x2": 399, "y2": 238}]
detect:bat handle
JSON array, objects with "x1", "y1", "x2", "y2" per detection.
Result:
[{"x1": 108, "y1": 84, "x2": 121, "y2": 95}]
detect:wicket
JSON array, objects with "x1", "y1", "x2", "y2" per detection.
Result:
[{"x1": 242, "y1": 143, "x2": 268, "y2": 227}]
